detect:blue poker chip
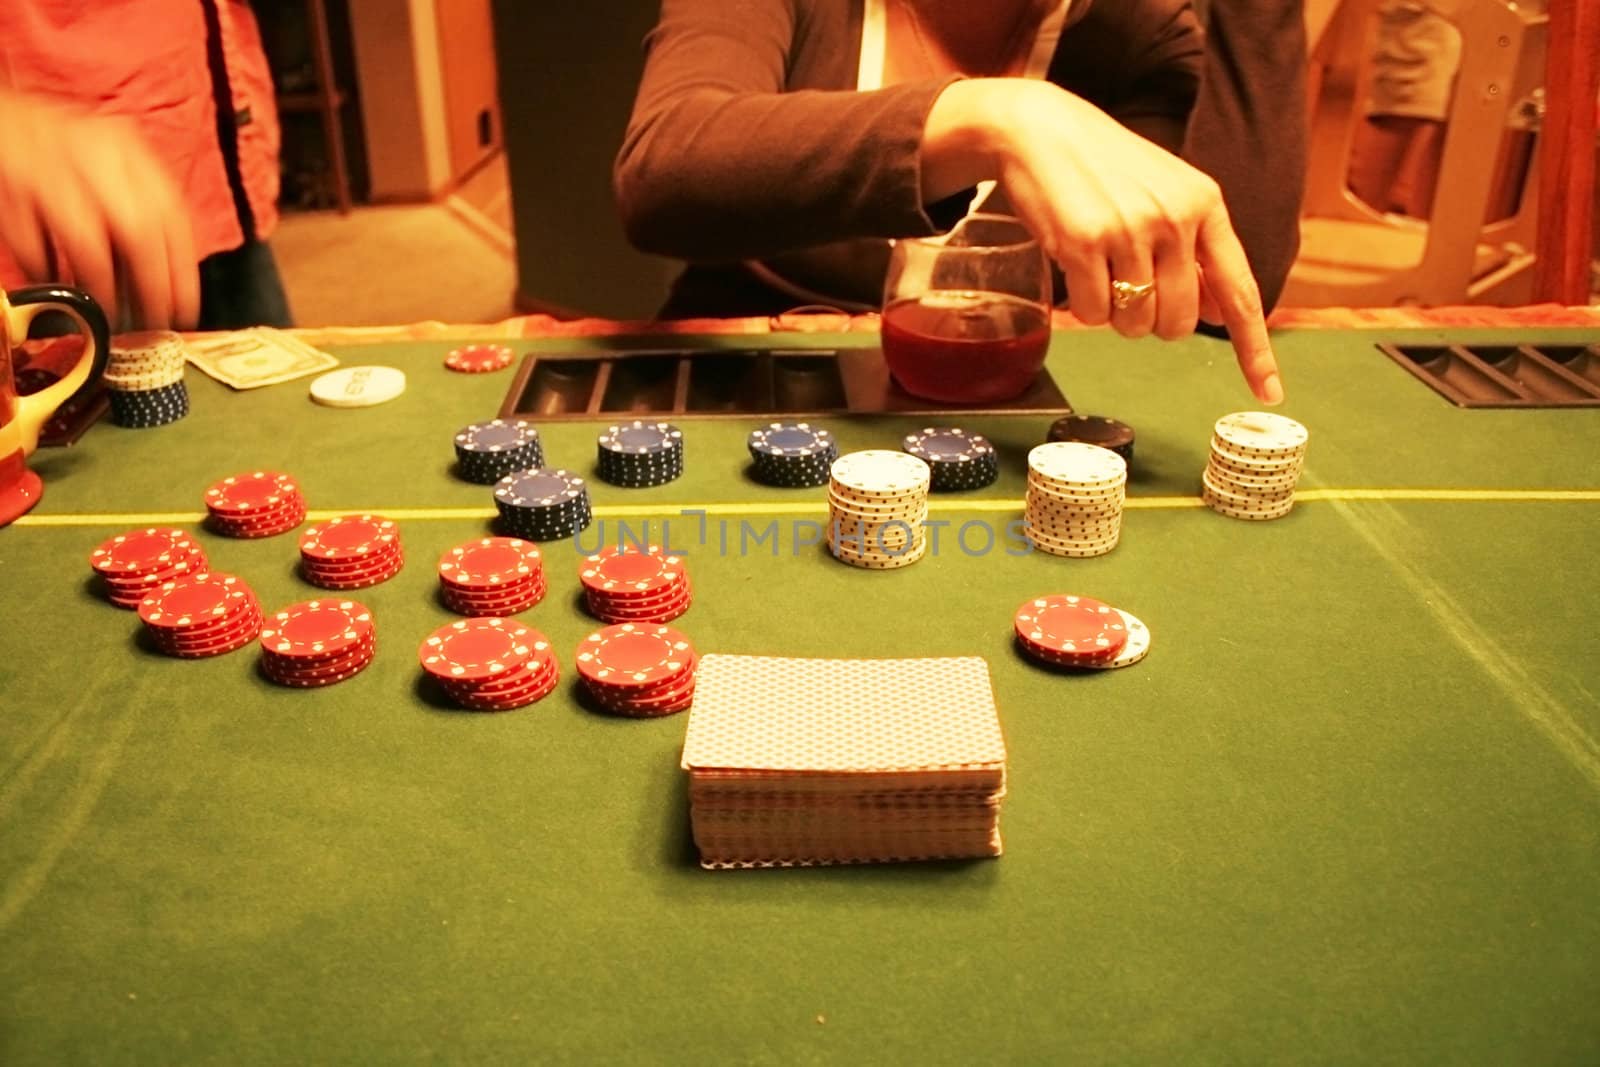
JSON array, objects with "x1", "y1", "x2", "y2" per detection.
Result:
[
  {"x1": 493, "y1": 468, "x2": 587, "y2": 508},
  {"x1": 455, "y1": 419, "x2": 539, "y2": 454},
  {"x1": 747, "y1": 422, "x2": 834, "y2": 458},
  {"x1": 902, "y1": 427, "x2": 994, "y2": 464},
  {"x1": 597, "y1": 420, "x2": 683, "y2": 456}
]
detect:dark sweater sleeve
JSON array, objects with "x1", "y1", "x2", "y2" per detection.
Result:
[
  {"x1": 1180, "y1": 0, "x2": 1308, "y2": 312},
  {"x1": 614, "y1": 0, "x2": 960, "y2": 262}
]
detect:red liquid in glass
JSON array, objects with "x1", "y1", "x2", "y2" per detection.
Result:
[{"x1": 881, "y1": 292, "x2": 1051, "y2": 404}]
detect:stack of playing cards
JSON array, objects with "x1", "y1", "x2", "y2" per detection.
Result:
[{"x1": 681, "y1": 655, "x2": 1008, "y2": 869}]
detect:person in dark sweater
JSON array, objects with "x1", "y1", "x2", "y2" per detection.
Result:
[{"x1": 615, "y1": 0, "x2": 1306, "y2": 405}]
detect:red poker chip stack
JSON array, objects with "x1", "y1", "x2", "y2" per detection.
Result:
[
  {"x1": 417, "y1": 617, "x2": 560, "y2": 711},
  {"x1": 436, "y1": 536, "x2": 546, "y2": 616},
  {"x1": 573, "y1": 623, "x2": 698, "y2": 718},
  {"x1": 258, "y1": 598, "x2": 376, "y2": 688},
  {"x1": 203, "y1": 470, "x2": 307, "y2": 538},
  {"x1": 578, "y1": 544, "x2": 692, "y2": 625},
  {"x1": 443, "y1": 343, "x2": 514, "y2": 374},
  {"x1": 298, "y1": 514, "x2": 404, "y2": 589},
  {"x1": 90, "y1": 526, "x2": 209, "y2": 608},
  {"x1": 1012, "y1": 593, "x2": 1151, "y2": 671},
  {"x1": 137, "y1": 571, "x2": 263, "y2": 658}
]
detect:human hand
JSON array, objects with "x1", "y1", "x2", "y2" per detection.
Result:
[
  {"x1": 0, "y1": 91, "x2": 199, "y2": 330},
  {"x1": 936, "y1": 79, "x2": 1282, "y2": 405}
]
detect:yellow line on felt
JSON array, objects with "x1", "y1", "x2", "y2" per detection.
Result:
[{"x1": 13, "y1": 488, "x2": 1600, "y2": 529}]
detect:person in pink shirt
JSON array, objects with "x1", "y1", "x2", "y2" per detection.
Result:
[{"x1": 0, "y1": 0, "x2": 289, "y2": 331}]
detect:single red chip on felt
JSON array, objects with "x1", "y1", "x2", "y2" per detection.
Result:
[
  {"x1": 444, "y1": 344, "x2": 514, "y2": 374},
  {"x1": 1012, "y1": 594, "x2": 1129, "y2": 659}
]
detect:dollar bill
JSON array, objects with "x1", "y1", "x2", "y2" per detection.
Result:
[{"x1": 185, "y1": 327, "x2": 339, "y2": 390}]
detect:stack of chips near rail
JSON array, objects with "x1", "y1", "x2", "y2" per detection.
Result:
[
  {"x1": 203, "y1": 470, "x2": 308, "y2": 538},
  {"x1": 573, "y1": 623, "x2": 698, "y2": 717},
  {"x1": 298, "y1": 514, "x2": 404, "y2": 589},
  {"x1": 437, "y1": 537, "x2": 547, "y2": 615},
  {"x1": 259, "y1": 599, "x2": 376, "y2": 688},
  {"x1": 579, "y1": 544, "x2": 691, "y2": 624},
  {"x1": 453, "y1": 419, "x2": 544, "y2": 485},
  {"x1": 493, "y1": 469, "x2": 593, "y2": 541},
  {"x1": 826, "y1": 449, "x2": 931, "y2": 569},
  {"x1": 747, "y1": 422, "x2": 837, "y2": 487},
  {"x1": 595, "y1": 420, "x2": 684, "y2": 488},
  {"x1": 1023, "y1": 442, "x2": 1127, "y2": 557},
  {"x1": 1012, "y1": 593, "x2": 1151, "y2": 671},
  {"x1": 901, "y1": 427, "x2": 999, "y2": 491},
  {"x1": 89, "y1": 527, "x2": 208, "y2": 608},
  {"x1": 418, "y1": 617, "x2": 561, "y2": 711},
  {"x1": 104, "y1": 330, "x2": 189, "y2": 429},
  {"x1": 137, "y1": 571, "x2": 263, "y2": 658},
  {"x1": 681, "y1": 655, "x2": 1009, "y2": 869},
  {"x1": 1202, "y1": 412, "x2": 1309, "y2": 521}
]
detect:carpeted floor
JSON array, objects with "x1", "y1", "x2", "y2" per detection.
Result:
[{"x1": 272, "y1": 196, "x2": 517, "y2": 329}]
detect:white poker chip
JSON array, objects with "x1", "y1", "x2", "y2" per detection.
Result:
[
  {"x1": 1078, "y1": 609, "x2": 1149, "y2": 669},
  {"x1": 1027, "y1": 441, "x2": 1127, "y2": 487},
  {"x1": 1213, "y1": 411, "x2": 1308, "y2": 455},
  {"x1": 309, "y1": 366, "x2": 407, "y2": 408}
]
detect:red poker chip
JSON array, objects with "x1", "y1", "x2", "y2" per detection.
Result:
[
  {"x1": 437, "y1": 537, "x2": 543, "y2": 591},
  {"x1": 153, "y1": 599, "x2": 262, "y2": 645},
  {"x1": 138, "y1": 572, "x2": 254, "y2": 630},
  {"x1": 441, "y1": 653, "x2": 560, "y2": 706},
  {"x1": 586, "y1": 665, "x2": 697, "y2": 715},
  {"x1": 204, "y1": 471, "x2": 301, "y2": 516},
  {"x1": 574, "y1": 625, "x2": 695, "y2": 690},
  {"x1": 263, "y1": 656, "x2": 373, "y2": 688},
  {"x1": 583, "y1": 649, "x2": 698, "y2": 701},
  {"x1": 260, "y1": 599, "x2": 374, "y2": 659},
  {"x1": 302, "y1": 551, "x2": 406, "y2": 590},
  {"x1": 299, "y1": 514, "x2": 400, "y2": 563},
  {"x1": 442, "y1": 586, "x2": 546, "y2": 617},
  {"x1": 587, "y1": 587, "x2": 691, "y2": 625},
  {"x1": 444, "y1": 344, "x2": 514, "y2": 374},
  {"x1": 90, "y1": 527, "x2": 201, "y2": 576},
  {"x1": 1012, "y1": 594, "x2": 1129, "y2": 659},
  {"x1": 418, "y1": 617, "x2": 545, "y2": 682},
  {"x1": 578, "y1": 546, "x2": 685, "y2": 598},
  {"x1": 163, "y1": 626, "x2": 263, "y2": 659},
  {"x1": 262, "y1": 635, "x2": 376, "y2": 675}
]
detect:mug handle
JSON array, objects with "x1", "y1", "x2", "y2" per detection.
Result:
[{"x1": 8, "y1": 286, "x2": 110, "y2": 455}]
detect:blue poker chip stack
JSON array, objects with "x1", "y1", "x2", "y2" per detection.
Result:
[
  {"x1": 747, "y1": 422, "x2": 838, "y2": 488},
  {"x1": 454, "y1": 419, "x2": 545, "y2": 484},
  {"x1": 108, "y1": 380, "x2": 190, "y2": 430},
  {"x1": 595, "y1": 420, "x2": 684, "y2": 488},
  {"x1": 901, "y1": 427, "x2": 1000, "y2": 492},
  {"x1": 492, "y1": 468, "x2": 593, "y2": 541}
]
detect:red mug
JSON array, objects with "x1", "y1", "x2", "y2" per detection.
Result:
[{"x1": 1, "y1": 285, "x2": 109, "y2": 526}]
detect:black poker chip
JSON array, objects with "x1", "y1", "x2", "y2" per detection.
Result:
[{"x1": 1046, "y1": 414, "x2": 1135, "y2": 465}]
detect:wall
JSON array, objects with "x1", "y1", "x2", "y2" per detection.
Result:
[
  {"x1": 347, "y1": 0, "x2": 452, "y2": 201},
  {"x1": 490, "y1": 3, "x2": 677, "y2": 318}
]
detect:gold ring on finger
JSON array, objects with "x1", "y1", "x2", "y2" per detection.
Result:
[{"x1": 1110, "y1": 279, "x2": 1155, "y2": 311}]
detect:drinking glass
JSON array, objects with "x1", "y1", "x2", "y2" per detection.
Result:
[{"x1": 881, "y1": 214, "x2": 1051, "y2": 404}]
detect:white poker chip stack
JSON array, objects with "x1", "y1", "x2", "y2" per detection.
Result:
[
  {"x1": 1023, "y1": 442, "x2": 1128, "y2": 557},
  {"x1": 826, "y1": 449, "x2": 932, "y2": 569},
  {"x1": 104, "y1": 330, "x2": 190, "y2": 429},
  {"x1": 681, "y1": 655, "x2": 1009, "y2": 869},
  {"x1": 1202, "y1": 412, "x2": 1309, "y2": 521}
]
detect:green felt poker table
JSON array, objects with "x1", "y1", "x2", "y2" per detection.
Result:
[{"x1": 3, "y1": 318, "x2": 1598, "y2": 1064}]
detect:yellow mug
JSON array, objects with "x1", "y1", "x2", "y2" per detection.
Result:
[{"x1": 1, "y1": 285, "x2": 109, "y2": 526}]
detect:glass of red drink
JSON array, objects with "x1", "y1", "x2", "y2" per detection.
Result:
[{"x1": 881, "y1": 214, "x2": 1052, "y2": 404}]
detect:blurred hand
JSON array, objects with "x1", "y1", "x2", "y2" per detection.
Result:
[
  {"x1": 0, "y1": 90, "x2": 199, "y2": 330},
  {"x1": 924, "y1": 79, "x2": 1283, "y2": 405}
]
